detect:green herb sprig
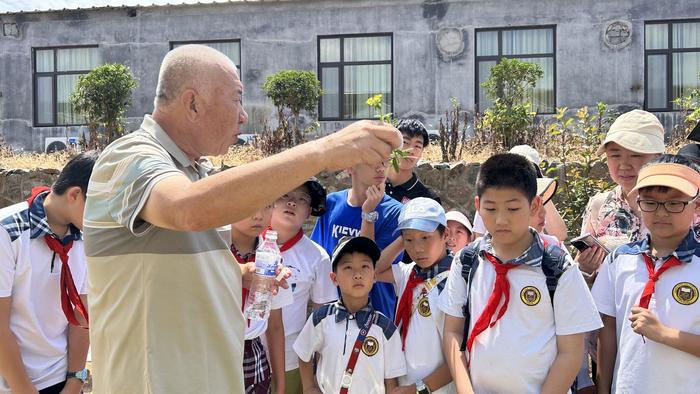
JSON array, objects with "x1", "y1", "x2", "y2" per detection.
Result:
[{"x1": 366, "y1": 94, "x2": 409, "y2": 172}]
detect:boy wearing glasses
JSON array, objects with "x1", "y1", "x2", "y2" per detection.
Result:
[
  {"x1": 592, "y1": 154, "x2": 700, "y2": 394},
  {"x1": 269, "y1": 179, "x2": 338, "y2": 394}
]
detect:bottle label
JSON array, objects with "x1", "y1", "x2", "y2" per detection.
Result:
[{"x1": 255, "y1": 251, "x2": 278, "y2": 277}]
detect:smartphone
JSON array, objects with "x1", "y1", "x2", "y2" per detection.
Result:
[{"x1": 570, "y1": 233, "x2": 610, "y2": 254}]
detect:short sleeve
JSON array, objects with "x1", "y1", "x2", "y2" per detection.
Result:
[
  {"x1": 591, "y1": 254, "x2": 617, "y2": 317},
  {"x1": 472, "y1": 212, "x2": 486, "y2": 235},
  {"x1": 310, "y1": 251, "x2": 337, "y2": 305},
  {"x1": 391, "y1": 262, "x2": 412, "y2": 296},
  {"x1": 580, "y1": 193, "x2": 603, "y2": 237},
  {"x1": 85, "y1": 136, "x2": 184, "y2": 236},
  {"x1": 293, "y1": 314, "x2": 323, "y2": 362},
  {"x1": 383, "y1": 327, "x2": 407, "y2": 379},
  {"x1": 438, "y1": 254, "x2": 469, "y2": 317},
  {"x1": 553, "y1": 262, "x2": 603, "y2": 335},
  {"x1": 0, "y1": 229, "x2": 16, "y2": 297}
]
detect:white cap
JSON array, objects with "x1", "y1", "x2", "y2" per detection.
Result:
[
  {"x1": 445, "y1": 210, "x2": 473, "y2": 233},
  {"x1": 509, "y1": 145, "x2": 541, "y2": 165}
]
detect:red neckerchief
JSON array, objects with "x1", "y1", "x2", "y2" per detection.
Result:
[
  {"x1": 27, "y1": 186, "x2": 88, "y2": 328},
  {"x1": 394, "y1": 270, "x2": 424, "y2": 350},
  {"x1": 262, "y1": 227, "x2": 304, "y2": 252},
  {"x1": 638, "y1": 253, "x2": 682, "y2": 309},
  {"x1": 466, "y1": 251, "x2": 520, "y2": 359}
]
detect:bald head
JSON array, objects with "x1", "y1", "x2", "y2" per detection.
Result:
[{"x1": 155, "y1": 44, "x2": 239, "y2": 109}]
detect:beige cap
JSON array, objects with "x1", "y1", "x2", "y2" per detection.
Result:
[
  {"x1": 446, "y1": 210, "x2": 473, "y2": 233},
  {"x1": 629, "y1": 163, "x2": 700, "y2": 198},
  {"x1": 597, "y1": 109, "x2": 665, "y2": 155}
]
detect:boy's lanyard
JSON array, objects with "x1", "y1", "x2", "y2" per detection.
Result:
[
  {"x1": 339, "y1": 312, "x2": 375, "y2": 394},
  {"x1": 411, "y1": 270, "x2": 450, "y2": 315}
]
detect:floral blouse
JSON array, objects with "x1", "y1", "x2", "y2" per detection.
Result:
[{"x1": 580, "y1": 185, "x2": 646, "y2": 248}]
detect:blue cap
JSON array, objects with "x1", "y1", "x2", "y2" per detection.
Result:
[{"x1": 397, "y1": 197, "x2": 447, "y2": 234}]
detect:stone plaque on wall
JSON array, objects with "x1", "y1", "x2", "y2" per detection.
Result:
[
  {"x1": 603, "y1": 20, "x2": 632, "y2": 50},
  {"x1": 436, "y1": 27, "x2": 465, "y2": 61}
]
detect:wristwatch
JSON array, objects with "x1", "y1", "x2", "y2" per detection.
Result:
[
  {"x1": 415, "y1": 379, "x2": 430, "y2": 394},
  {"x1": 361, "y1": 211, "x2": 378, "y2": 223},
  {"x1": 66, "y1": 368, "x2": 89, "y2": 383}
]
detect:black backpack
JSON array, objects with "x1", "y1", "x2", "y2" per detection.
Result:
[{"x1": 458, "y1": 236, "x2": 571, "y2": 351}]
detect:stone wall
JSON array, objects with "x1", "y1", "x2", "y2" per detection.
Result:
[
  {"x1": 0, "y1": 161, "x2": 609, "y2": 223},
  {"x1": 0, "y1": 168, "x2": 60, "y2": 208}
]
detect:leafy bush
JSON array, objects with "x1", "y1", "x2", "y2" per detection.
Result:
[
  {"x1": 544, "y1": 103, "x2": 618, "y2": 235},
  {"x1": 481, "y1": 58, "x2": 544, "y2": 149},
  {"x1": 70, "y1": 64, "x2": 138, "y2": 149},
  {"x1": 670, "y1": 72, "x2": 700, "y2": 150},
  {"x1": 261, "y1": 70, "x2": 322, "y2": 152}
]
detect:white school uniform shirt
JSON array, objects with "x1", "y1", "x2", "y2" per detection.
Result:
[
  {"x1": 245, "y1": 283, "x2": 293, "y2": 340},
  {"x1": 392, "y1": 254, "x2": 456, "y2": 393},
  {"x1": 293, "y1": 301, "x2": 406, "y2": 394},
  {"x1": 280, "y1": 235, "x2": 337, "y2": 370},
  {"x1": 591, "y1": 231, "x2": 700, "y2": 394},
  {"x1": 439, "y1": 232, "x2": 602, "y2": 394},
  {"x1": 0, "y1": 194, "x2": 88, "y2": 393}
]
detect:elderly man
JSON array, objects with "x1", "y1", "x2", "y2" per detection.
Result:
[{"x1": 83, "y1": 45, "x2": 401, "y2": 393}]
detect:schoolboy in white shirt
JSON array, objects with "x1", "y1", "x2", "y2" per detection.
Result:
[
  {"x1": 440, "y1": 153, "x2": 602, "y2": 394},
  {"x1": 592, "y1": 154, "x2": 700, "y2": 394},
  {"x1": 294, "y1": 236, "x2": 405, "y2": 394},
  {"x1": 268, "y1": 178, "x2": 337, "y2": 393},
  {"x1": 375, "y1": 197, "x2": 455, "y2": 393}
]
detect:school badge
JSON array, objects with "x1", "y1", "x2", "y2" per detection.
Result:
[
  {"x1": 520, "y1": 286, "x2": 541, "y2": 306},
  {"x1": 672, "y1": 282, "x2": 698, "y2": 305},
  {"x1": 417, "y1": 295, "x2": 432, "y2": 317},
  {"x1": 362, "y1": 336, "x2": 379, "y2": 356}
]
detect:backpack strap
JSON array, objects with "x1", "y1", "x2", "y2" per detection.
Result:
[
  {"x1": 459, "y1": 241, "x2": 481, "y2": 352},
  {"x1": 540, "y1": 243, "x2": 571, "y2": 307}
]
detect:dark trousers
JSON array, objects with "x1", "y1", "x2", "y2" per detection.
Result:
[{"x1": 39, "y1": 381, "x2": 66, "y2": 394}]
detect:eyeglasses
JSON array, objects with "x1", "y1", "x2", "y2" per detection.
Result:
[
  {"x1": 637, "y1": 195, "x2": 699, "y2": 213},
  {"x1": 278, "y1": 193, "x2": 312, "y2": 206}
]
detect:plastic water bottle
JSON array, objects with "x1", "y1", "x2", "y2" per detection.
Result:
[{"x1": 244, "y1": 231, "x2": 281, "y2": 321}]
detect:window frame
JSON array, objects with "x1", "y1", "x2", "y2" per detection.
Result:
[
  {"x1": 474, "y1": 25, "x2": 557, "y2": 114},
  {"x1": 644, "y1": 19, "x2": 700, "y2": 112},
  {"x1": 317, "y1": 32, "x2": 394, "y2": 121},
  {"x1": 169, "y1": 39, "x2": 242, "y2": 72},
  {"x1": 32, "y1": 44, "x2": 99, "y2": 127}
]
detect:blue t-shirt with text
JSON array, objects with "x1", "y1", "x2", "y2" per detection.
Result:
[{"x1": 310, "y1": 189, "x2": 403, "y2": 319}]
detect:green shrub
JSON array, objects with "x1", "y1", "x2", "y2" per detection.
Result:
[
  {"x1": 70, "y1": 64, "x2": 138, "y2": 149},
  {"x1": 544, "y1": 103, "x2": 617, "y2": 235},
  {"x1": 481, "y1": 58, "x2": 544, "y2": 149},
  {"x1": 261, "y1": 70, "x2": 322, "y2": 152}
]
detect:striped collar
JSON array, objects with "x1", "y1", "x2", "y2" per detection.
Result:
[
  {"x1": 334, "y1": 299, "x2": 375, "y2": 328},
  {"x1": 480, "y1": 228, "x2": 544, "y2": 267},
  {"x1": 619, "y1": 230, "x2": 699, "y2": 264},
  {"x1": 412, "y1": 250, "x2": 453, "y2": 280},
  {"x1": 28, "y1": 191, "x2": 82, "y2": 243}
]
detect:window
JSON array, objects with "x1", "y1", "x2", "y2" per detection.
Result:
[
  {"x1": 33, "y1": 46, "x2": 101, "y2": 126},
  {"x1": 318, "y1": 34, "x2": 393, "y2": 120},
  {"x1": 475, "y1": 26, "x2": 556, "y2": 114},
  {"x1": 645, "y1": 20, "x2": 700, "y2": 111},
  {"x1": 170, "y1": 40, "x2": 241, "y2": 72}
]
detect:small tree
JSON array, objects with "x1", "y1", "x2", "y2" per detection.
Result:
[
  {"x1": 670, "y1": 71, "x2": 700, "y2": 149},
  {"x1": 481, "y1": 58, "x2": 543, "y2": 149},
  {"x1": 70, "y1": 64, "x2": 138, "y2": 149},
  {"x1": 262, "y1": 70, "x2": 322, "y2": 149}
]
